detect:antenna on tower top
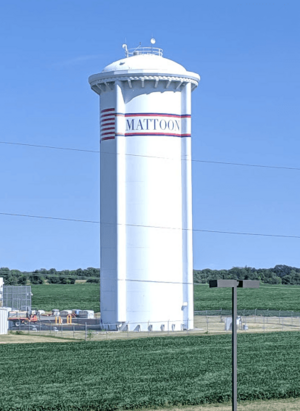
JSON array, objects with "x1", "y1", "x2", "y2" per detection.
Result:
[
  {"x1": 121, "y1": 40, "x2": 163, "y2": 57},
  {"x1": 122, "y1": 43, "x2": 128, "y2": 57}
]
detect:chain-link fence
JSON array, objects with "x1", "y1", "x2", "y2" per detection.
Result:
[
  {"x1": 9, "y1": 319, "x2": 196, "y2": 341},
  {"x1": 8, "y1": 309, "x2": 300, "y2": 341},
  {"x1": 3, "y1": 286, "x2": 32, "y2": 311},
  {"x1": 195, "y1": 309, "x2": 300, "y2": 317}
]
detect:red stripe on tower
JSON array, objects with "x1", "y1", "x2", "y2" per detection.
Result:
[
  {"x1": 100, "y1": 108, "x2": 115, "y2": 142},
  {"x1": 101, "y1": 108, "x2": 115, "y2": 113}
]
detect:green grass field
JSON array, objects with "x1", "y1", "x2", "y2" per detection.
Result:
[
  {"x1": 1, "y1": 333, "x2": 300, "y2": 411},
  {"x1": 32, "y1": 283, "x2": 300, "y2": 312}
]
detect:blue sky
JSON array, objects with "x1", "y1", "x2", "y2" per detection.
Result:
[{"x1": 0, "y1": 0, "x2": 299, "y2": 271}]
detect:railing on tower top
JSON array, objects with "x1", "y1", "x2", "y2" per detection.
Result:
[{"x1": 125, "y1": 46, "x2": 163, "y2": 57}]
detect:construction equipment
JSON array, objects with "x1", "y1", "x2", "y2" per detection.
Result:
[{"x1": 8, "y1": 313, "x2": 38, "y2": 325}]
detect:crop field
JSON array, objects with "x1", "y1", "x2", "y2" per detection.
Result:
[
  {"x1": 31, "y1": 284, "x2": 100, "y2": 312},
  {"x1": 32, "y1": 283, "x2": 300, "y2": 312},
  {"x1": 194, "y1": 283, "x2": 300, "y2": 311},
  {"x1": 1, "y1": 332, "x2": 300, "y2": 411}
]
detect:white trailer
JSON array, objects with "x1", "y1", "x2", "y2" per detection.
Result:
[
  {"x1": 0, "y1": 308, "x2": 9, "y2": 334},
  {"x1": 60, "y1": 310, "x2": 72, "y2": 317},
  {"x1": 78, "y1": 310, "x2": 95, "y2": 319},
  {"x1": 0, "y1": 277, "x2": 3, "y2": 307}
]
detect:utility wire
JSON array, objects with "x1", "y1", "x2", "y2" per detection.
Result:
[
  {"x1": 1, "y1": 140, "x2": 299, "y2": 172},
  {"x1": 0, "y1": 211, "x2": 299, "y2": 239},
  {"x1": 0, "y1": 212, "x2": 99, "y2": 224},
  {"x1": 1, "y1": 271, "x2": 212, "y2": 286},
  {"x1": 4, "y1": 274, "x2": 100, "y2": 280},
  {"x1": 0, "y1": 141, "x2": 97, "y2": 154},
  {"x1": 118, "y1": 278, "x2": 200, "y2": 286},
  {"x1": 191, "y1": 159, "x2": 300, "y2": 172},
  {"x1": 0, "y1": 270, "x2": 226, "y2": 286}
]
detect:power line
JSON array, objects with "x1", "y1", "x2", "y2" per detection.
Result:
[
  {"x1": 0, "y1": 141, "x2": 97, "y2": 154},
  {"x1": 1, "y1": 272, "x2": 191, "y2": 285},
  {"x1": 118, "y1": 278, "x2": 194, "y2": 285},
  {"x1": 198, "y1": 229, "x2": 300, "y2": 239},
  {"x1": 1, "y1": 273, "x2": 100, "y2": 279},
  {"x1": 0, "y1": 267, "x2": 208, "y2": 285},
  {"x1": 192, "y1": 159, "x2": 300, "y2": 172},
  {"x1": 0, "y1": 270, "x2": 216, "y2": 286},
  {"x1": 0, "y1": 211, "x2": 300, "y2": 239},
  {"x1": 1, "y1": 140, "x2": 299, "y2": 172},
  {"x1": 0, "y1": 212, "x2": 99, "y2": 224}
]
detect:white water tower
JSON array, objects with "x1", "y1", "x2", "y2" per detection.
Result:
[{"x1": 89, "y1": 42, "x2": 200, "y2": 331}]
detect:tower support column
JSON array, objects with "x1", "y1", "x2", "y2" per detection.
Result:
[
  {"x1": 181, "y1": 82, "x2": 194, "y2": 329},
  {"x1": 115, "y1": 81, "x2": 126, "y2": 323}
]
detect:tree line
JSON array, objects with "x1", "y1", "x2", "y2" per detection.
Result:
[
  {"x1": 0, "y1": 267, "x2": 100, "y2": 285},
  {"x1": 193, "y1": 265, "x2": 300, "y2": 285},
  {"x1": 1, "y1": 265, "x2": 300, "y2": 286}
]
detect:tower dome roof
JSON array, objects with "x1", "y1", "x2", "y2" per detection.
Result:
[
  {"x1": 102, "y1": 54, "x2": 187, "y2": 76},
  {"x1": 88, "y1": 48, "x2": 200, "y2": 92}
]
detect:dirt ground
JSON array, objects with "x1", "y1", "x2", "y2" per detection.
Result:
[
  {"x1": 193, "y1": 315, "x2": 300, "y2": 334},
  {"x1": 0, "y1": 333, "x2": 75, "y2": 344},
  {"x1": 145, "y1": 398, "x2": 300, "y2": 410}
]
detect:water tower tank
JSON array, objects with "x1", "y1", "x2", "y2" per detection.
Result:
[{"x1": 88, "y1": 44, "x2": 200, "y2": 331}]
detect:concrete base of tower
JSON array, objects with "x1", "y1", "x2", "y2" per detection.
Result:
[{"x1": 100, "y1": 320, "x2": 195, "y2": 332}]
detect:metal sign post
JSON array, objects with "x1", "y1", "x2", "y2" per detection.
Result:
[
  {"x1": 209, "y1": 280, "x2": 259, "y2": 411},
  {"x1": 232, "y1": 283, "x2": 237, "y2": 411}
]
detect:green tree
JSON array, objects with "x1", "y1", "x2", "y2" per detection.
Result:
[
  {"x1": 29, "y1": 275, "x2": 44, "y2": 285},
  {"x1": 18, "y1": 276, "x2": 27, "y2": 285}
]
